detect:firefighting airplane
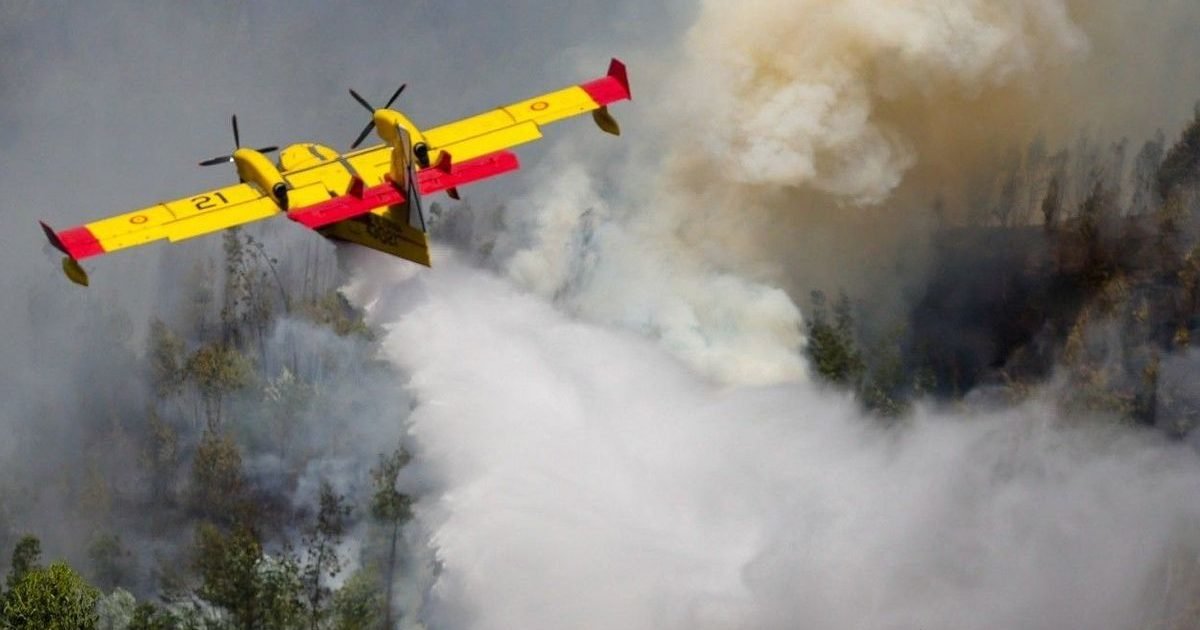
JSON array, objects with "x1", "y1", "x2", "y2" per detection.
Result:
[{"x1": 39, "y1": 59, "x2": 631, "y2": 286}]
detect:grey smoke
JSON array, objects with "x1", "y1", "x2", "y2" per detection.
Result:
[
  {"x1": 5, "y1": 3, "x2": 1200, "y2": 630},
  {"x1": 352, "y1": 254, "x2": 1200, "y2": 630}
]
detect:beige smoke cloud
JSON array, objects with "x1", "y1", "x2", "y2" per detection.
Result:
[
  {"x1": 671, "y1": 0, "x2": 1088, "y2": 204},
  {"x1": 501, "y1": 0, "x2": 1128, "y2": 386}
]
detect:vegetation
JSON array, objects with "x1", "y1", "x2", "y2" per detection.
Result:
[
  {"x1": 4, "y1": 561, "x2": 100, "y2": 629},
  {"x1": 0, "y1": 227, "x2": 415, "y2": 628},
  {"x1": 7, "y1": 71, "x2": 1200, "y2": 630},
  {"x1": 808, "y1": 104, "x2": 1200, "y2": 434},
  {"x1": 369, "y1": 446, "x2": 412, "y2": 629}
]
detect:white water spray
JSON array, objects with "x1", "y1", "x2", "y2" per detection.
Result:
[{"x1": 348, "y1": 255, "x2": 1200, "y2": 630}]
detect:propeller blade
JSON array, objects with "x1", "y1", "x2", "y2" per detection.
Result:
[
  {"x1": 256, "y1": 146, "x2": 279, "y2": 154},
  {"x1": 199, "y1": 155, "x2": 234, "y2": 167},
  {"x1": 350, "y1": 121, "x2": 376, "y2": 149},
  {"x1": 231, "y1": 115, "x2": 240, "y2": 149},
  {"x1": 348, "y1": 88, "x2": 374, "y2": 114},
  {"x1": 383, "y1": 83, "x2": 407, "y2": 109}
]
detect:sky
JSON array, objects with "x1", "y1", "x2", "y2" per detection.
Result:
[{"x1": 5, "y1": 2, "x2": 1200, "y2": 629}]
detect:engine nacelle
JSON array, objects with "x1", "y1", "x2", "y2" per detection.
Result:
[
  {"x1": 372, "y1": 109, "x2": 426, "y2": 152},
  {"x1": 232, "y1": 148, "x2": 289, "y2": 209}
]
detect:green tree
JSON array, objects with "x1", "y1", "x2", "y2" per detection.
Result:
[
  {"x1": 1076, "y1": 180, "x2": 1119, "y2": 285},
  {"x1": 221, "y1": 227, "x2": 250, "y2": 345},
  {"x1": 183, "y1": 260, "x2": 217, "y2": 339},
  {"x1": 331, "y1": 569, "x2": 382, "y2": 630},
  {"x1": 95, "y1": 588, "x2": 136, "y2": 630},
  {"x1": 6, "y1": 535, "x2": 41, "y2": 592},
  {"x1": 302, "y1": 481, "x2": 352, "y2": 630},
  {"x1": 88, "y1": 534, "x2": 133, "y2": 591},
  {"x1": 189, "y1": 430, "x2": 247, "y2": 525},
  {"x1": 1157, "y1": 102, "x2": 1200, "y2": 200},
  {"x1": 805, "y1": 290, "x2": 864, "y2": 387},
  {"x1": 185, "y1": 343, "x2": 252, "y2": 431},
  {"x1": 3, "y1": 562, "x2": 99, "y2": 630},
  {"x1": 262, "y1": 368, "x2": 313, "y2": 464},
  {"x1": 298, "y1": 291, "x2": 372, "y2": 339},
  {"x1": 126, "y1": 602, "x2": 175, "y2": 630},
  {"x1": 859, "y1": 325, "x2": 908, "y2": 417},
  {"x1": 141, "y1": 408, "x2": 179, "y2": 507},
  {"x1": 370, "y1": 446, "x2": 413, "y2": 630},
  {"x1": 1157, "y1": 194, "x2": 1187, "y2": 273},
  {"x1": 220, "y1": 228, "x2": 287, "y2": 361},
  {"x1": 193, "y1": 523, "x2": 303, "y2": 630},
  {"x1": 147, "y1": 319, "x2": 186, "y2": 401},
  {"x1": 1130, "y1": 130, "x2": 1165, "y2": 215}
]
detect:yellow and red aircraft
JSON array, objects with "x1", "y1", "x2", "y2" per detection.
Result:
[{"x1": 40, "y1": 59, "x2": 631, "y2": 286}]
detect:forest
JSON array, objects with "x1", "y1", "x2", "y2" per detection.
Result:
[
  {"x1": 2, "y1": 228, "x2": 417, "y2": 629},
  {"x1": 6, "y1": 98, "x2": 1200, "y2": 630},
  {"x1": 807, "y1": 106, "x2": 1200, "y2": 435}
]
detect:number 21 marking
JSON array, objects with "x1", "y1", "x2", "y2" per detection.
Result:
[{"x1": 192, "y1": 191, "x2": 229, "y2": 210}]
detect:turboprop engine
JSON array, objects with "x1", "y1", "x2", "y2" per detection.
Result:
[{"x1": 199, "y1": 115, "x2": 289, "y2": 209}]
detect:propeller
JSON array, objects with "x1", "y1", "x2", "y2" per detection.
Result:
[
  {"x1": 348, "y1": 83, "x2": 406, "y2": 149},
  {"x1": 199, "y1": 115, "x2": 279, "y2": 166}
]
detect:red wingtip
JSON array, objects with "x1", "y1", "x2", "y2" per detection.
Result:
[
  {"x1": 582, "y1": 58, "x2": 632, "y2": 106},
  {"x1": 607, "y1": 58, "x2": 630, "y2": 100}
]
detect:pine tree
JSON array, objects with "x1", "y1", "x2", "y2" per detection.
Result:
[
  {"x1": 302, "y1": 481, "x2": 352, "y2": 630},
  {"x1": 371, "y1": 446, "x2": 413, "y2": 629}
]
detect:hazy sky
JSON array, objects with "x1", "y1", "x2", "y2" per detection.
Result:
[{"x1": 7, "y1": 3, "x2": 1200, "y2": 629}]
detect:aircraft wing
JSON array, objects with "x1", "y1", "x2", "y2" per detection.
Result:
[
  {"x1": 287, "y1": 150, "x2": 521, "y2": 231},
  {"x1": 40, "y1": 182, "x2": 279, "y2": 284},
  {"x1": 421, "y1": 58, "x2": 631, "y2": 164}
]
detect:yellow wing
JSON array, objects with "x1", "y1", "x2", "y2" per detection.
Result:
[
  {"x1": 421, "y1": 58, "x2": 631, "y2": 164},
  {"x1": 42, "y1": 182, "x2": 279, "y2": 262}
]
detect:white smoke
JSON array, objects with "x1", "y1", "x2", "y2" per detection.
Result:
[
  {"x1": 340, "y1": 4, "x2": 1200, "y2": 628},
  {"x1": 672, "y1": 0, "x2": 1087, "y2": 203},
  {"x1": 494, "y1": 157, "x2": 809, "y2": 386},
  {"x1": 351, "y1": 255, "x2": 1200, "y2": 630},
  {"x1": 486, "y1": 0, "x2": 1102, "y2": 386}
]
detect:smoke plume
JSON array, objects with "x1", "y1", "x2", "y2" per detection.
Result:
[
  {"x1": 373, "y1": 2, "x2": 1200, "y2": 628},
  {"x1": 353, "y1": 255, "x2": 1200, "y2": 630},
  {"x1": 5, "y1": 1, "x2": 1200, "y2": 628},
  {"x1": 488, "y1": 0, "x2": 1200, "y2": 383}
]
